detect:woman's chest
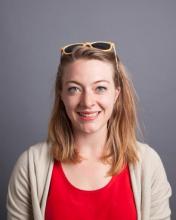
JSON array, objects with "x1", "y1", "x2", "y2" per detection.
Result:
[
  {"x1": 61, "y1": 161, "x2": 112, "y2": 190},
  {"x1": 45, "y1": 161, "x2": 137, "y2": 220}
]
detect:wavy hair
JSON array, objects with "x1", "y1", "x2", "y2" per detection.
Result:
[{"x1": 47, "y1": 46, "x2": 140, "y2": 176}]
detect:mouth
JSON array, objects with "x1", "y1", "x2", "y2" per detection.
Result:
[{"x1": 77, "y1": 111, "x2": 101, "y2": 120}]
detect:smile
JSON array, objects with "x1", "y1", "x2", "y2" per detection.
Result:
[{"x1": 77, "y1": 111, "x2": 101, "y2": 120}]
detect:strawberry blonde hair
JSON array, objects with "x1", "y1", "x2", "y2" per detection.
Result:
[{"x1": 47, "y1": 46, "x2": 140, "y2": 176}]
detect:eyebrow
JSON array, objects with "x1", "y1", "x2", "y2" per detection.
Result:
[{"x1": 65, "y1": 80, "x2": 110, "y2": 85}]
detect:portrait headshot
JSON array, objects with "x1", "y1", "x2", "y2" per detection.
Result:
[{"x1": 1, "y1": 1, "x2": 175, "y2": 219}]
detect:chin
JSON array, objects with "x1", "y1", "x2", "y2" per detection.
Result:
[{"x1": 75, "y1": 124, "x2": 107, "y2": 135}]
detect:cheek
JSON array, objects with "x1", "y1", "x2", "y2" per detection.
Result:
[
  {"x1": 63, "y1": 103, "x2": 75, "y2": 121},
  {"x1": 62, "y1": 98, "x2": 78, "y2": 114},
  {"x1": 99, "y1": 95, "x2": 115, "y2": 111}
]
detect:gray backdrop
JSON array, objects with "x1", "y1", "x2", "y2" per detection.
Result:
[{"x1": 1, "y1": 0, "x2": 175, "y2": 219}]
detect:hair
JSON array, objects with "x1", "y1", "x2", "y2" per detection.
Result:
[{"x1": 47, "y1": 45, "x2": 140, "y2": 176}]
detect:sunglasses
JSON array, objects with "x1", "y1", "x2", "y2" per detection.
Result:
[
  {"x1": 60, "y1": 41, "x2": 120, "y2": 82},
  {"x1": 60, "y1": 41, "x2": 116, "y2": 55}
]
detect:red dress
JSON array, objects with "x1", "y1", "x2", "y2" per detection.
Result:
[{"x1": 45, "y1": 161, "x2": 137, "y2": 220}]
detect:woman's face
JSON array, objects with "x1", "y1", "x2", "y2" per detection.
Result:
[{"x1": 61, "y1": 59, "x2": 120, "y2": 136}]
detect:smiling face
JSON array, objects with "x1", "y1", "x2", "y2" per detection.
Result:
[{"x1": 61, "y1": 59, "x2": 120, "y2": 136}]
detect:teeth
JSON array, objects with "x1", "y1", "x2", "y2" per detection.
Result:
[{"x1": 78, "y1": 112, "x2": 99, "y2": 117}]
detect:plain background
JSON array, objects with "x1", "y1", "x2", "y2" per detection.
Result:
[{"x1": 1, "y1": 0, "x2": 175, "y2": 219}]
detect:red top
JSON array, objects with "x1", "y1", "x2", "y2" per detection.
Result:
[{"x1": 45, "y1": 161, "x2": 137, "y2": 220}]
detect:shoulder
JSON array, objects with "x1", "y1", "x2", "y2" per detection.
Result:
[
  {"x1": 134, "y1": 142, "x2": 172, "y2": 218},
  {"x1": 10, "y1": 142, "x2": 52, "y2": 179},
  {"x1": 8, "y1": 141, "x2": 53, "y2": 198},
  {"x1": 16, "y1": 141, "x2": 51, "y2": 164},
  {"x1": 135, "y1": 141, "x2": 170, "y2": 185},
  {"x1": 28, "y1": 141, "x2": 52, "y2": 161},
  {"x1": 7, "y1": 142, "x2": 53, "y2": 217},
  {"x1": 136, "y1": 141, "x2": 164, "y2": 167}
]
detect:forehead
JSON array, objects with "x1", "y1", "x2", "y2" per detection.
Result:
[{"x1": 62, "y1": 59, "x2": 114, "y2": 84}]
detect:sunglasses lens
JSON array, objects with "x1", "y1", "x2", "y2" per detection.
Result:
[
  {"x1": 91, "y1": 42, "x2": 111, "y2": 50},
  {"x1": 64, "y1": 44, "x2": 83, "y2": 54}
]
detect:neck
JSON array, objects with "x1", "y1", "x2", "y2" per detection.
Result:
[{"x1": 73, "y1": 128, "x2": 107, "y2": 161}]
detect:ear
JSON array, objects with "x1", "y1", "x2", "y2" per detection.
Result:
[{"x1": 114, "y1": 86, "x2": 121, "y2": 103}]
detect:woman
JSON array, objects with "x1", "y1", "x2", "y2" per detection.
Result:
[{"x1": 7, "y1": 42, "x2": 172, "y2": 220}]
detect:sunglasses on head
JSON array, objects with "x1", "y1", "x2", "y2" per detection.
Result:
[
  {"x1": 60, "y1": 41, "x2": 120, "y2": 82},
  {"x1": 61, "y1": 41, "x2": 116, "y2": 55}
]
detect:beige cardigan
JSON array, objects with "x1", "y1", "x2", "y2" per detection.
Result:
[{"x1": 7, "y1": 142, "x2": 172, "y2": 220}]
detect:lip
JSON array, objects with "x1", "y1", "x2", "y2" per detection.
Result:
[
  {"x1": 77, "y1": 111, "x2": 101, "y2": 114},
  {"x1": 77, "y1": 111, "x2": 101, "y2": 121}
]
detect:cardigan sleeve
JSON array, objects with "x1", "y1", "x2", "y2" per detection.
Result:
[
  {"x1": 7, "y1": 150, "x2": 33, "y2": 220},
  {"x1": 150, "y1": 151, "x2": 172, "y2": 220}
]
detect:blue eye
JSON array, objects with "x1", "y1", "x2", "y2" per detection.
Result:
[
  {"x1": 67, "y1": 87, "x2": 80, "y2": 94},
  {"x1": 96, "y1": 86, "x2": 107, "y2": 93}
]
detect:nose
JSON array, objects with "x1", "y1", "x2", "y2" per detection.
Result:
[{"x1": 79, "y1": 91, "x2": 95, "y2": 108}]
